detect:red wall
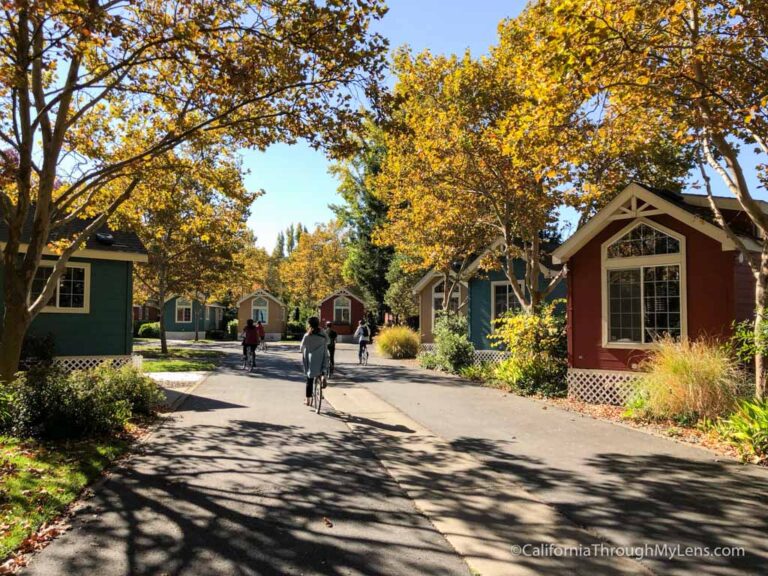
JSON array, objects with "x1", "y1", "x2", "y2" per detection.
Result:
[
  {"x1": 568, "y1": 214, "x2": 743, "y2": 371},
  {"x1": 319, "y1": 295, "x2": 365, "y2": 335}
]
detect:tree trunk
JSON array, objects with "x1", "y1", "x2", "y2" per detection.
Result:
[
  {"x1": 159, "y1": 284, "x2": 169, "y2": 355},
  {"x1": 755, "y1": 254, "x2": 768, "y2": 399},
  {"x1": 0, "y1": 274, "x2": 33, "y2": 382}
]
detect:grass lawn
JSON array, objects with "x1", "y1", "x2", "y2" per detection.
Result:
[
  {"x1": 136, "y1": 347, "x2": 225, "y2": 360},
  {"x1": 142, "y1": 358, "x2": 218, "y2": 372},
  {"x1": 0, "y1": 435, "x2": 129, "y2": 560}
]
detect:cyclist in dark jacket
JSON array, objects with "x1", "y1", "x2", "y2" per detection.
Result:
[{"x1": 325, "y1": 321, "x2": 338, "y2": 376}]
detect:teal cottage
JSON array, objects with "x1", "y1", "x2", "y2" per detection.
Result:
[
  {"x1": 1, "y1": 219, "x2": 148, "y2": 370},
  {"x1": 413, "y1": 245, "x2": 566, "y2": 349},
  {"x1": 162, "y1": 295, "x2": 225, "y2": 340}
]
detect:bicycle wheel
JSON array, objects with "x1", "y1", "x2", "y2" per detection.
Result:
[
  {"x1": 363, "y1": 349, "x2": 369, "y2": 366},
  {"x1": 313, "y1": 376, "x2": 323, "y2": 414}
]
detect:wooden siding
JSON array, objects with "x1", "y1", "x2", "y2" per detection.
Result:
[
  {"x1": 416, "y1": 277, "x2": 469, "y2": 344},
  {"x1": 568, "y1": 213, "x2": 741, "y2": 371},
  {"x1": 319, "y1": 295, "x2": 364, "y2": 335},
  {"x1": 17, "y1": 258, "x2": 134, "y2": 356},
  {"x1": 237, "y1": 295, "x2": 286, "y2": 336}
]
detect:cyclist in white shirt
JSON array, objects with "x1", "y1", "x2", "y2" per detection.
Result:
[{"x1": 353, "y1": 319, "x2": 370, "y2": 364}]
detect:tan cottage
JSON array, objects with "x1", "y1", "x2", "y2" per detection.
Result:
[{"x1": 236, "y1": 289, "x2": 287, "y2": 341}]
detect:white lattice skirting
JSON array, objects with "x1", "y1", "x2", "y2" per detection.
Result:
[
  {"x1": 54, "y1": 355, "x2": 142, "y2": 372},
  {"x1": 418, "y1": 344, "x2": 509, "y2": 366},
  {"x1": 567, "y1": 368, "x2": 640, "y2": 405}
]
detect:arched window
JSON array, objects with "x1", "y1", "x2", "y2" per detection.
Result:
[
  {"x1": 603, "y1": 221, "x2": 685, "y2": 345},
  {"x1": 334, "y1": 296, "x2": 351, "y2": 324},
  {"x1": 252, "y1": 296, "x2": 269, "y2": 324}
]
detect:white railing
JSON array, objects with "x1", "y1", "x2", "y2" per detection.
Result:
[
  {"x1": 418, "y1": 343, "x2": 509, "y2": 366},
  {"x1": 52, "y1": 355, "x2": 139, "y2": 372}
]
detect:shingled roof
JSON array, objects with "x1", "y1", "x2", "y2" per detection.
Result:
[{"x1": 0, "y1": 211, "x2": 147, "y2": 259}]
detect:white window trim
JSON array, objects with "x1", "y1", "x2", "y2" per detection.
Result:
[
  {"x1": 601, "y1": 218, "x2": 687, "y2": 349},
  {"x1": 252, "y1": 297, "x2": 269, "y2": 325},
  {"x1": 35, "y1": 262, "x2": 91, "y2": 314},
  {"x1": 431, "y1": 281, "x2": 461, "y2": 333},
  {"x1": 333, "y1": 296, "x2": 352, "y2": 324},
  {"x1": 175, "y1": 298, "x2": 193, "y2": 324},
  {"x1": 490, "y1": 279, "x2": 527, "y2": 321}
]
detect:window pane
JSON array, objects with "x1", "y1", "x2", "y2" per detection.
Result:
[
  {"x1": 57, "y1": 267, "x2": 86, "y2": 309},
  {"x1": 643, "y1": 265, "x2": 681, "y2": 343},
  {"x1": 608, "y1": 269, "x2": 641, "y2": 343},
  {"x1": 607, "y1": 224, "x2": 681, "y2": 258}
]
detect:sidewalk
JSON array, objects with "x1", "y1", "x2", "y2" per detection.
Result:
[{"x1": 328, "y1": 347, "x2": 768, "y2": 576}]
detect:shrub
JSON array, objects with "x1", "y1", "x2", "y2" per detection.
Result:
[
  {"x1": 138, "y1": 322, "x2": 160, "y2": 338},
  {"x1": 433, "y1": 313, "x2": 474, "y2": 373},
  {"x1": 286, "y1": 320, "x2": 305, "y2": 340},
  {"x1": 458, "y1": 362, "x2": 494, "y2": 382},
  {"x1": 418, "y1": 352, "x2": 439, "y2": 370},
  {"x1": 488, "y1": 302, "x2": 567, "y2": 396},
  {"x1": 9, "y1": 365, "x2": 163, "y2": 439},
  {"x1": 206, "y1": 329, "x2": 228, "y2": 341},
  {"x1": 631, "y1": 337, "x2": 745, "y2": 421},
  {"x1": 716, "y1": 398, "x2": 768, "y2": 463},
  {"x1": 376, "y1": 326, "x2": 420, "y2": 359},
  {"x1": 20, "y1": 333, "x2": 56, "y2": 367},
  {"x1": 228, "y1": 319, "x2": 239, "y2": 339}
]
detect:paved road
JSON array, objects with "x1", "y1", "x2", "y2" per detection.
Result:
[
  {"x1": 334, "y1": 348, "x2": 768, "y2": 576},
  {"x1": 24, "y1": 345, "x2": 470, "y2": 576}
]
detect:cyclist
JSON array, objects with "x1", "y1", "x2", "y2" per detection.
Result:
[
  {"x1": 256, "y1": 320, "x2": 266, "y2": 348},
  {"x1": 241, "y1": 318, "x2": 260, "y2": 366},
  {"x1": 353, "y1": 319, "x2": 371, "y2": 364},
  {"x1": 300, "y1": 316, "x2": 329, "y2": 405},
  {"x1": 324, "y1": 321, "x2": 338, "y2": 376}
]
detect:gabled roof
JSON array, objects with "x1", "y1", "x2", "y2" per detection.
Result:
[
  {"x1": 411, "y1": 270, "x2": 468, "y2": 295},
  {"x1": 552, "y1": 182, "x2": 759, "y2": 263},
  {"x1": 236, "y1": 289, "x2": 285, "y2": 307},
  {"x1": 318, "y1": 288, "x2": 366, "y2": 306},
  {"x1": 0, "y1": 211, "x2": 147, "y2": 262}
]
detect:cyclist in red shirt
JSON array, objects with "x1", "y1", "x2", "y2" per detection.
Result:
[
  {"x1": 255, "y1": 320, "x2": 266, "y2": 342},
  {"x1": 241, "y1": 319, "x2": 260, "y2": 361}
]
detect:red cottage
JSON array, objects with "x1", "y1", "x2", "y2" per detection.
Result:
[
  {"x1": 552, "y1": 183, "x2": 757, "y2": 403},
  {"x1": 318, "y1": 289, "x2": 366, "y2": 342}
]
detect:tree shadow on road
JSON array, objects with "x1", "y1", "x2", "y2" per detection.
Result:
[
  {"x1": 448, "y1": 436, "x2": 768, "y2": 576},
  {"x1": 26, "y1": 414, "x2": 470, "y2": 576}
]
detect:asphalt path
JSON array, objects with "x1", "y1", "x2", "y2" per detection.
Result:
[{"x1": 23, "y1": 344, "x2": 470, "y2": 576}]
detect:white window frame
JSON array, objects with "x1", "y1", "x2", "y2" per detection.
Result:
[
  {"x1": 601, "y1": 218, "x2": 687, "y2": 349},
  {"x1": 334, "y1": 296, "x2": 352, "y2": 324},
  {"x1": 175, "y1": 298, "x2": 193, "y2": 324},
  {"x1": 490, "y1": 279, "x2": 527, "y2": 321},
  {"x1": 431, "y1": 280, "x2": 461, "y2": 332},
  {"x1": 252, "y1": 297, "x2": 269, "y2": 325},
  {"x1": 33, "y1": 262, "x2": 91, "y2": 314}
]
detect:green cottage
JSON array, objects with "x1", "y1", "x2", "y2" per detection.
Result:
[
  {"x1": 0, "y1": 220, "x2": 148, "y2": 370},
  {"x1": 162, "y1": 295, "x2": 225, "y2": 340}
]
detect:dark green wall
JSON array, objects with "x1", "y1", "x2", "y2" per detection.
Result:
[
  {"x1": 468, "y1": 262, "x2": 567, "y2": 350},
  {"x1": 12, "y1": 257, "x2": 134, "y2": 356},
  {"x1": 162, "y1": 297, "x2": 215, "y2": 332}
]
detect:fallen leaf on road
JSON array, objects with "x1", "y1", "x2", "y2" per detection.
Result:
[{"x1": 323, "y1": 517, "x2": 333, "y2": 528}]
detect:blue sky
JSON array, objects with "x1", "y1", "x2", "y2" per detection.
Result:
[
  {"x1": 244, "y1": 0, "x2": 528, "y2": 251},
  {"x1": 244, "y1": 0, "x2": 763, "y2": 251}
]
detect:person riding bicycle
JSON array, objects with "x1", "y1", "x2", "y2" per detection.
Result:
[
  {"x1": 353, "y1": 319, "x2": 371, "y2": 364},
  {"x1": 255, "y1": 320, "x2": 266, "y2": 344},
  {"x1": 241, "y1": 318, "x2": 260, "y2": 364},
  {"x1": 300, "y1": 317, "x2": 329, "y2": 405},
  {"x1": 324, "y1": 321, "x2": 338, "y2": 375}
]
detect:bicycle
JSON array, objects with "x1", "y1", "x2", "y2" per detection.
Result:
[
  {"x1": 258, "y1": 339, "x2": 268, "y2": 352},
  {"x1": 308, "y1": 375, "x2": 324, "y2": 414},
  {"x1": 243, "y1": 346, "x2": 256, "y2": 372},
  {"x1": 359, "y1": 343, "x2": 369, "y2": 366}
]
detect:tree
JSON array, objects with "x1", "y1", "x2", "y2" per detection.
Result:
[
  {"x1": 384, "y1": 254, "x2": 421, "y2": 322},
  {"x1": 0, "y1": 0, "x2": 387, "y2": 381},
  {"x1": 331, "y1": 122, "x2": 393, "y2": 315},
  {"x1": 127, "y1": 147, "x2": 255, "y2": 353},
  {"x1": 286, "y1": 224, "x2": 296, "y2": 255},
  {"x1": 273, "y1": 232, "x2": 286, "y2": 261},
  {"x1": 545, "y1": 0, "x2": 768, "y2": 395},
  {"x1": 280, "y1": 223, "x2": 347, "y2": 308}
]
